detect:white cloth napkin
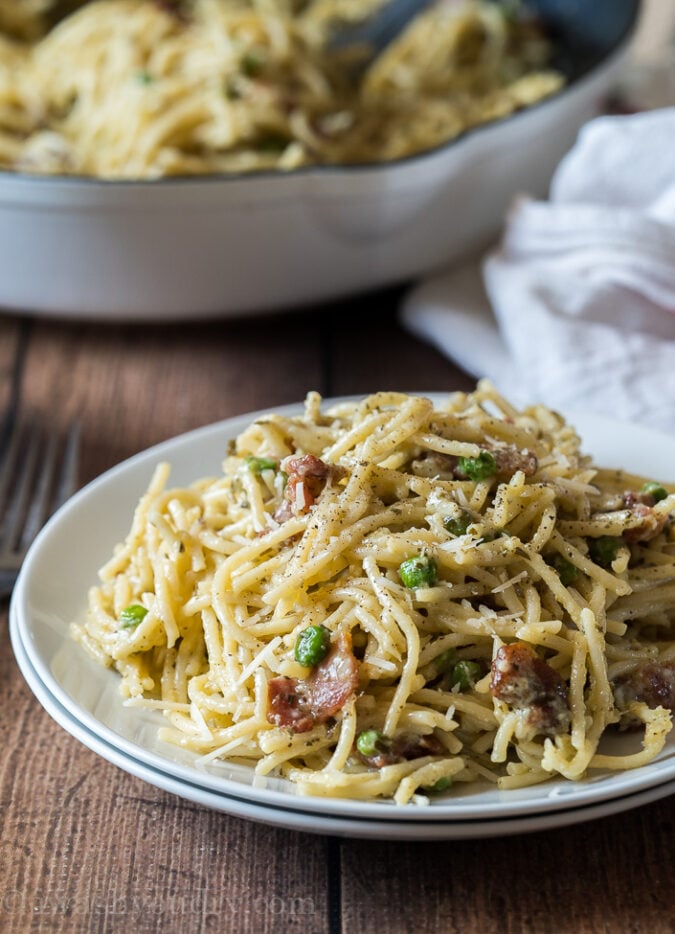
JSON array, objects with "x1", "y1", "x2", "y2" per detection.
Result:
[{"x1": 400, "y1": 108, "x2": 675, "y2": 433}]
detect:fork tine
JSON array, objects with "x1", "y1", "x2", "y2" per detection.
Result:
[
  {"x1": 0, "y1": 412, "x2": 24, "y2": 510},
  {"x1": 19, "y1": 424, "x2": 60, "y2": 547},
  {"x1": 1, "y1": 420, "x2": 43, "y2": 552},
  {"x1": 0, "y1": 416, "x2": 80, "y2": 599},
  {"x1": 5, "y1": 420, "x2": 81, "y2": 551},
  {"x1": 54, "y1": 420, "x2": 80, "y2": 510}
]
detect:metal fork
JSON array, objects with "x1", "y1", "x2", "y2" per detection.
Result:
[
  {"x1": 0, "y1": 415, "x2": 80, "y2": 599},
  {"x1": 328, "y1": 0, "x2": 435, "y2": 77}
]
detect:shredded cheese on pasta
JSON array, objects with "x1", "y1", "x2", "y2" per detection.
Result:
[
  {"x1": 71, "y1": 384, "x2": 675, "y2": 803},
  {"x1": 0, "y1": 0, "x2": 563, "y2": 177}
]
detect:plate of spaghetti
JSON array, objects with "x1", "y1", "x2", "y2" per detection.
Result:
[
  {"x1": 9, "y1": 615, "x2": 675, "y2": 840},
  {"x1": 11, "y1": 385, "x2": 675, "y2": 824}
]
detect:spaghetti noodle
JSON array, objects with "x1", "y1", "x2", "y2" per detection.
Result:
[
  {"x1": 0, "y1": 0, "x2": 563, "y2": 177},
  {"x1": 71, "y1": 385, "x2": 675, "y2": 804}
]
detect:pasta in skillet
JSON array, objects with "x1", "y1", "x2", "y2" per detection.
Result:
[
  {"x1": 71, "y1": 384, "x2": 675, "y2": 804},
  {"x1": 0, "y1": 0, "x2": 563, "y2": 177}
]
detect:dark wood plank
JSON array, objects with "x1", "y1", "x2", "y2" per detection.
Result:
[
  {"x1": 322, "y1": 288, "x2": 475, "y2": 397},
  {"x1": 0, "y1": 310, "x2": 330, "y2": 934},
  {"x1": 17, "y1": 312, "x2": 326, "y2": 482},
  {"x1": 4, "y1": 295, "x2": 674, "y2": 934},
  {"x1": 0, "y1": 317, "x2": 24, "y2": 423},
  {"x1": 321, "y1": 297, "x2": 675, "y2": 934},
  {"x1": 0, "y1": 623, "x2": 330, "y2": 933},
  {"x1": 339, "y1": 801, "x2": 675, "y2": 934}
]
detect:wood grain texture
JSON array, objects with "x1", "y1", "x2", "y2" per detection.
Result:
[
  {"x1": 0, "y1": 317, "x2": 24, "y2": 425},
  {"x1": 19, "y1": 312, "x2": 326, "y2": 483},
  {"x1": 0, "y1": 613, "x2": 330, "y2": 933},
  {"x1": 2, "y1": 297, "x2": 674, "y2": 934},
  {"x1": 339, "y1": 802, "x2": 675, "y2": 934},
  {"x1": 319, "y1": 289, "x2": 475, "y2": 398}
]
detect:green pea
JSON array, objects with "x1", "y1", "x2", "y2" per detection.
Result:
[
  {"x1": 498, "y1": 2, "x2": 519, "y2": 22},
  {"x1": 422, "y1": 776, "x2": 452, "y2": 794},
  {"x1": 588, "y1": 536, "x2": 621, "y2": 569},
  {"x1": 549, "y1": 554, "x2": 579, "y2": 587},
  {"x1": 398, "y1": 555, "x2": 437, "y2": 589},
  {"x1": 443, "y1": 510, "x2": 472, "y2": 536},
  {"x1": 457, "y1": 451, "x2": 496, "y2": 482},
  {"x1": 450, "y1": 660, "x2": 482, "y2": 692},
  {"x1": 119, "y1": 604, "x2": 148, "y2": 630},
  {"x1": 245, "y1": 455, "x2": 278, "y2": 474},
  {"x1": 641, "y1": 481, "x2": 668, "y2": 503},
  {"x1": 356, "y1": 729, "x2": 386, "y2": 758},
  {"x1": 433, "y1": 648, "x2": 457, "y2": 673},
  {"x1": 241, "y1": 48, "x2": 266, "y2": 77},
  {"x1": 256, "y1": 133, "x2": 290, "y2": 154},
  {"x1": 225, "y1": 78, "x2": 242, "y2": 100},
  {"x1": 294, "y1": 624, "x2": 331, "y2": 667}
]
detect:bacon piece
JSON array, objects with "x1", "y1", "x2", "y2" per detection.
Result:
[
  {"x1": 411, "y1": 452, "x2": 458, "y2": 479},
  {"x1": 613, "y1": 660, "x2": 675, "y2": 712},
  {"x1": 359, "y1": 732, "x2": 445, "y2": 769},
  {"x1": 267, "y1": 678, "x2": 315, "y2": 733},
  {"x1": 267, "y1": 631, "x2": 359, "y2": 733},
  {"x1": 286, "y1": 454, "x2": 337, "y2": 480},
  {"x1": 272, "y1": 499, "x2": 294, "y2": 524},
  {"x1": 490, "y1": 642, "x2": 570, "y2": 736},
  {"x1": 623, "y1": 502, "x2": 668, "y2": 543},
  {"x1": 491, "y1": 445, "x2": 538, "y2": 480},
  {"x1": 623, "y1": 490, "x2": 656, "y2": 509},
  {"x1": 274, "y1": 454, "x2": 345, "y2": 521}
]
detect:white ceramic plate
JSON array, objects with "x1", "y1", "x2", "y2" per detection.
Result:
[
  {"x1": 11, "y1": 609, "x2": 675, "y2": 840},
  {"x1": 10, "y1": 400, "x2": 675, "y2": 824}
]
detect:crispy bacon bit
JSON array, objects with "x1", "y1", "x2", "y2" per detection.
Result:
[
  {"x1": 623, "y1": 490, "x2": 656, "y2": 509},
  {"x1": 613, "y1": 660, "x2": 675, "y2": 712},
  {"x1": 411, "y1": 452, "x2": 458, "y2": 478},
  {"x1": 267, "y1": 678, "x2": 315, "y2": 733},
  {"x1": 274, "y1": 454, "x2": 345, "y2": 522},
  {"x1": 359, "y1": 732, "x2": 445, "y2": 769},
  {"x1": 267, "y1": 631, "x2": 359, "y2": 733},
  {"x1": 412, "y1": 445, "x2": 537, "y2": 482},
  {"x1": 491, "y1": 445, "x2": 538, "y2": 480},
  {"x1": 286, "y1": 454, "x2": 335, "y2": 480},
  {"x1": 490, "y1": 642, "x2": 570, "y2": 736},
  {"x1": 623, "y1": 502, "x2": 668, "y2": 543}
]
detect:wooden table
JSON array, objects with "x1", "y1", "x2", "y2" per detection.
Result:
[{"x1": 1, "y1": 296, "x2": 674, "y2": 934}]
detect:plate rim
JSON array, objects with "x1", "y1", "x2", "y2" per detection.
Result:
[
  {"x1": 10, "y1": 397, "x2": 675, "y2": 822},
  {"x1": 10, "y1": 605, "x2": 675, "y2": 841}
]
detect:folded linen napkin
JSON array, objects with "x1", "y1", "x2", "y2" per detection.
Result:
[{"x1": 400, "y1": 108, "x2": 675, "y2": 433}]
